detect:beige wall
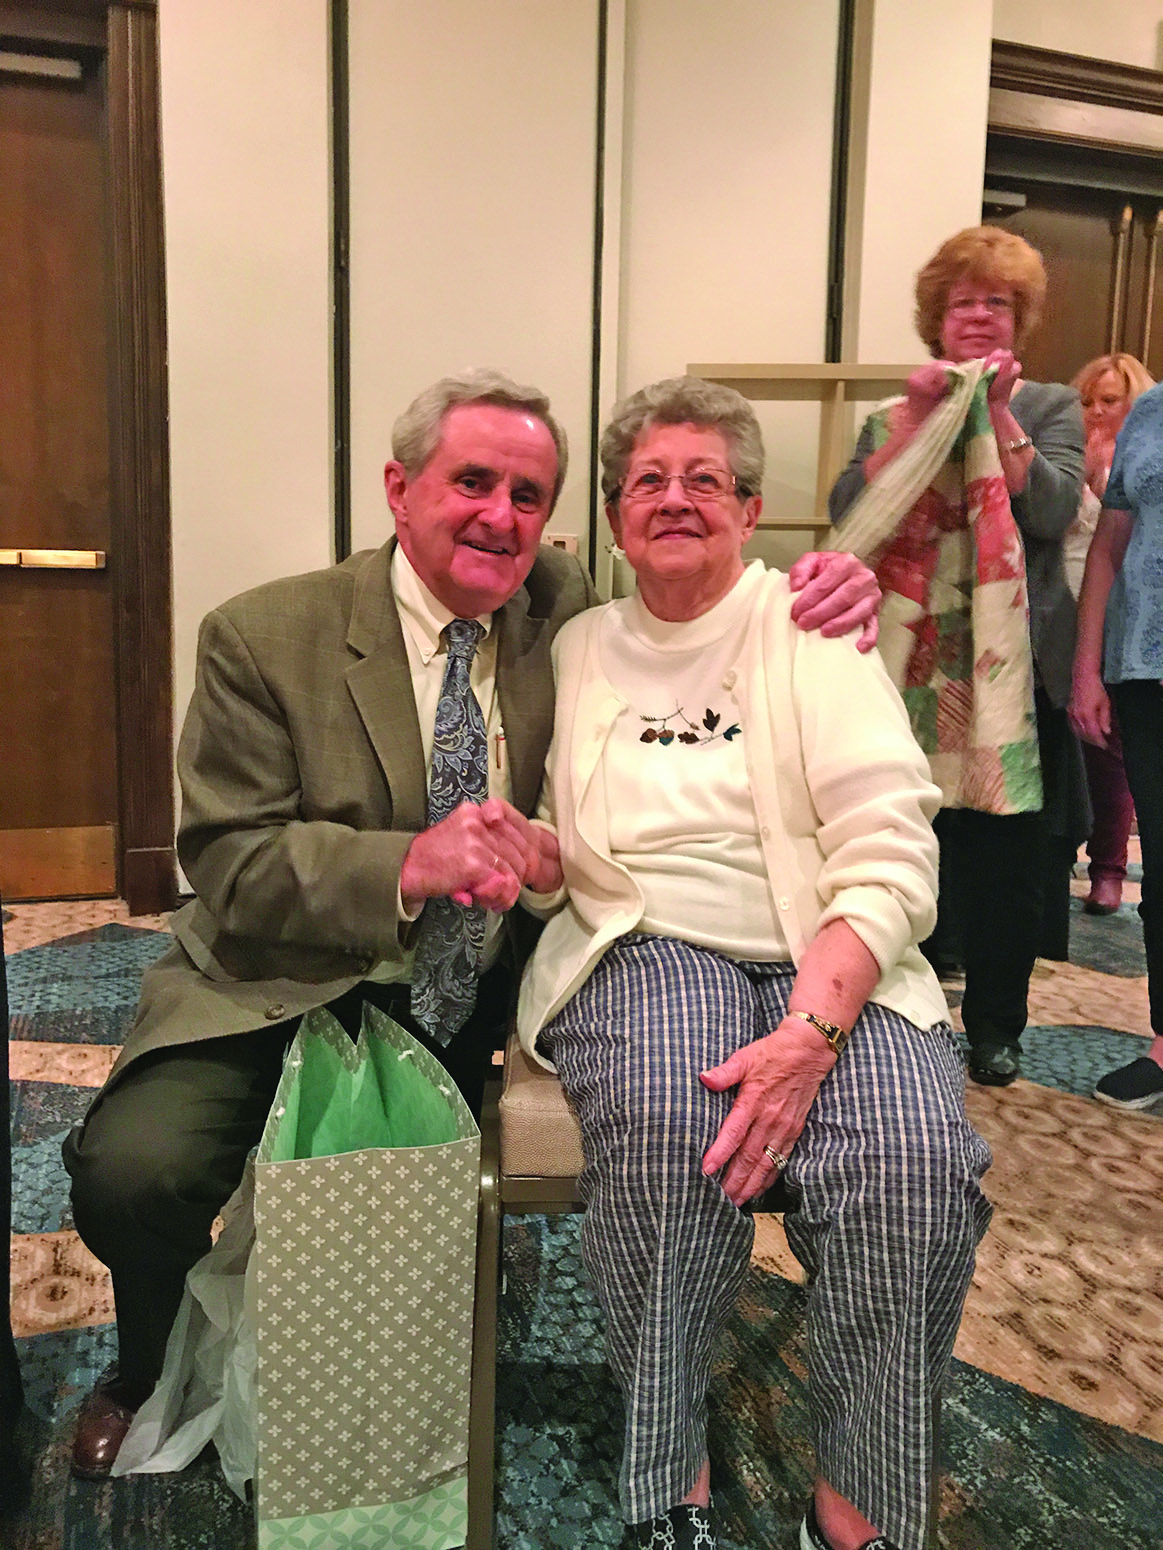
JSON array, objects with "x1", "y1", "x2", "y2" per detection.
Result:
[
  {"x1": 993, "y1": 0, "x2": 1163, "y2": 72},
  {"x1": 853, "y1": 0, "x2": 993, "y2": 362},
  {"x1": 158, "y1": 0, "x2": 1000, "y2": 777},
  {"x1": 347, "y1": 0, "x2": 601, "y2": 554},
  {"x1": 605, "y1": 1, "x2": 840, "y2": 587},
  {"x1": 159, "y1": 0, "x2": 332, "y2": 747}
]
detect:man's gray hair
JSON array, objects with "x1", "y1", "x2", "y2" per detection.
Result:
[
  {"x1": 599, "y1": 376, "x2": 765, "y2": 503},
  {"x1": 391, "y1": 368, "x2": 569, "y2": 507}
]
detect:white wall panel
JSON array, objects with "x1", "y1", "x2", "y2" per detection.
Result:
[
  {"x1": 160, "y1": 0, "x2": 332, "y2": 743},
  {"x1": 993, "y1": 0, "x2": 1163, "y2": 72},
  {"x1": 607, "y1": 0, "x2": 840, "y2": 582},
  {"x1": 347, "y1": 1, "x2": 601, "y2": 554},
  {"x1": 855, "y1": 0, "x2": 993, "y2": 362}
]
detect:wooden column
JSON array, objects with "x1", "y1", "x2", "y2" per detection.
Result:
[{"x1": 106, "y1": 0, "x2": 177, "y2": 915}]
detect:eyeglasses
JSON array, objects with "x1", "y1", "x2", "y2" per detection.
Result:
[
  {"x1": 620, "y1": 467, "x2": 739, "y2": 503},
  {"x1": 946, "y1": 294, "x2": 1014, "y2": 317}
]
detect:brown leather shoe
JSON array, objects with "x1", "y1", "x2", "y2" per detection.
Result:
[{"x1": 70, "y1": 1368, "x2": 142, "y2": 1480}]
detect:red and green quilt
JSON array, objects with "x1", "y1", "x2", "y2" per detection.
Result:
[{"x1": 828, "y1": 359, "x2": 1042, "y2": 815}]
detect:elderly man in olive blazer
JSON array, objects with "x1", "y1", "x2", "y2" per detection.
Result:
[
  {"x1": 64, "y1": 370, "x2": 594, "y2": 1478},
  {"x1": 64, "y1": 367, "x2": 881, "y2": 1480}
]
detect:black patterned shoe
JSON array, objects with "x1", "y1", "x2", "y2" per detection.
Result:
[
  {"x1": 625, "y1": 1504, "x2": 715, "y2": 1548},
  {"x1": 799, "y1": 1496, "x2": 899, "y2": 1549},
  {"x1": 966, "y1": 1040, "x2": 1021, "y2": 1087}
]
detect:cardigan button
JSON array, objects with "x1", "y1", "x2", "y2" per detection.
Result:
[
  {"x1": 356, "y1": 955, "x2": 373, "y2": 974},
  {"x1": 265, "y1": 1003, "x2": 287, "y2": 1020},
  {"x1": 777, "y1": 897, "x2": 790, "y2": 911}
]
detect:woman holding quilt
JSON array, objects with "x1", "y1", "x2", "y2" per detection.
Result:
[{"x1": 828, "y1": 226, "x2": 1086, "y2": 1087}]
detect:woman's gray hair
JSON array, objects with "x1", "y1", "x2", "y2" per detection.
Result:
[
  {"x1": 599, "y1": 376, "x2": 765, "y2": 503},
  {"x1": 391, "y1": 368, "x2": 569, "y2": 506}
]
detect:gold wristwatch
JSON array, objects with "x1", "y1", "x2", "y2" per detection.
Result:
[{"x1": 786, "y1": 1009, "x2": 851, "y2": 1056}]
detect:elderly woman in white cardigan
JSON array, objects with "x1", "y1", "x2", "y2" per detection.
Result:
[{"x1": 518, "y1": 378, "x2": 991, "y2": 1550}]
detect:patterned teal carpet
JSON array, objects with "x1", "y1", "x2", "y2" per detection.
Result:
[{"x1": 6, "y1": 925, "x2": 1163, "y2": 1548}]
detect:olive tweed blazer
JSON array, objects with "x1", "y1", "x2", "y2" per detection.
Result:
[{"x1": 108, "y1": 539, "x2": 595, "y2": 1087}]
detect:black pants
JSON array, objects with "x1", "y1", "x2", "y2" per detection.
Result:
[
  {"x1": 934, "y1": 807, "x2": 1054, "y2": 1050},
  {"x1": 930, "y1": 694, "x2": 1081, "y2": 1052},
  {"x1": 63, "y1": 967, "x2": 509, "y2": 1395},
  {"x1": 1112, "y1": 680, "x2": 1163, "y2": 1035}
]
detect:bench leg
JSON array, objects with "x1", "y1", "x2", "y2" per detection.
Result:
[{"x1": 466, "y1": 1083, "x2": 501, "y2": 1550}]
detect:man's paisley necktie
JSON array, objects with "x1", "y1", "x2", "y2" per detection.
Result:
[{"x1": 410, "y1": 618, "x2": 489, "y2": 1043}]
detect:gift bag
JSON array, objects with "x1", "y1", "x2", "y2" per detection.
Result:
[{"x1": 252, "y1": 1005, "x2": 481, "y2": 1550}]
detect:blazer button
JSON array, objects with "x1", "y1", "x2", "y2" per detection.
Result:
[
  {"x1": 356, "y1": 956, "x2": 373, "y2": 975},
  {"x1": 265, "y1": 1003, "x2": 287, "y2": 1020}
]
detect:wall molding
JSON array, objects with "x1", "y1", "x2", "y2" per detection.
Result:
[{"x1": 991, "y1": 41, "x2": 1163, "y2": 117}]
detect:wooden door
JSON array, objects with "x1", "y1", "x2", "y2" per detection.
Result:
[
  {"x1": 989, "y1": 184, "x2": 1163, "y2": 386},
  {"x1": 0, "y1": 59, "x2": 118, "y2": 899}
]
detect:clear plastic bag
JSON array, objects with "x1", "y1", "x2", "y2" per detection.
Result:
[{"x1": 111, "y1": 1158, "x2": 258, "y2": 1500}]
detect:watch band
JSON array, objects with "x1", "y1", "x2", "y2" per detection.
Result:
[
  {"x1": 786, "y1": 1008, "x2": 851, "y2": 1056},
  {"x1": 1002, "y1": 435, "x2": 1032, "y2": 454}
]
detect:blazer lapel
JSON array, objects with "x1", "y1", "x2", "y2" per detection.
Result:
[
  {"x1": 496, "y1": 585, "x2": 556, "y2": 815},
  {"x1": 345, "y1": 542, "x2": 428, "y2": 831}
]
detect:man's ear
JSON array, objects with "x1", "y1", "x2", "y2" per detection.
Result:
[{"x1": 384, "y1": 461, "x2": 408, "y2": 523}]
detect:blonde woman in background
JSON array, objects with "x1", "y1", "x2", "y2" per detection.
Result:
[{"x1": 1064, "y1": 353, "x2": 1154, "y2": 915}]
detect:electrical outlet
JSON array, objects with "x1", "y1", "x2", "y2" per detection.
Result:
[{"x1": 543, "y1": 532, "x2": 578, "y2": 553}]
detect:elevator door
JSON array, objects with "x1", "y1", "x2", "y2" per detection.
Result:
[
  {"x1": 0, "y1": 60, "x2": 118, "y2": 899},
  {"x1": 991, "y1": 183, "x2": 1162, "y2": 385}
]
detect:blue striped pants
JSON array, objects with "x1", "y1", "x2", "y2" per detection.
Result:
[{"x1": 539, "y1": 934, "x2": 992, "y2": 1549}]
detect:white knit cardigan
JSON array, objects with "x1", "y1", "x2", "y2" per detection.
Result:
[{"x1": 516, "y1": 563, "x2": 950, "y2": 1068}]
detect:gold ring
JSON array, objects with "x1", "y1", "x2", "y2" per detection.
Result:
[{"x1": 763, "y1": 1145, "x2": 789, "y2": 1172}]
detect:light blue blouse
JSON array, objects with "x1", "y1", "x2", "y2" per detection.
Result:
[{"x1": 1102, "y1": 380, "x2": 1163, "y2": 683}]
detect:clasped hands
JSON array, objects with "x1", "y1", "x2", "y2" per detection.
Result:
[
  {"x1": 400, "y1": 798, "x2": 563, "y2": 915},
  {"x1": 903, "y1": 349, "x2": 1022, "y2": 423}
]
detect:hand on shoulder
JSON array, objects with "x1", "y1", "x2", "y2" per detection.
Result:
[{"x1": 787, "y1": 550, "x2": 881, "y2": 653}]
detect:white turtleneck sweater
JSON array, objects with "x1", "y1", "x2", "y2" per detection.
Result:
[{"x1": 596, "y1": 563, "x2": 788, "y2": 960}]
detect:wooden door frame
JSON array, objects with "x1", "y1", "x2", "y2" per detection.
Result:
[
  {"x1": 2, "y1": 0, "x2": 175, "y2": 914},
  {"x1": 105, "y1": 0, "x2": 175, "y2": 915}
]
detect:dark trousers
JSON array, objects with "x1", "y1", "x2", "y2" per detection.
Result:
[
  {"x1": 934, "y1": 806, "x2": 1054, "y2": 1049},
  {"x1": 1111, "y1": 680, "x2": 1163, "y2": 1034},
  {"x1": 927, "y1": 694, "x2": 1081, "y2": 1047},
  {"x1": 63, "y1": 968, "x2": 509, "y2": 1396}
]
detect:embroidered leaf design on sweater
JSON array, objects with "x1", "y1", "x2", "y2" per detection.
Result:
[{"x1": 636, "y1": 704, "x2": 740, "y2": 748}]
